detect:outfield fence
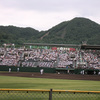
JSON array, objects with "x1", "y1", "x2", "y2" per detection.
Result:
[{"x1": 0, "y1": 89, "x2": 100, "y2": 100}]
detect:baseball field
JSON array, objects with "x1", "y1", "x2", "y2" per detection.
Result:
[
  {"x1": 0, "y1": 72, "x2": 100, "y2": 91},
  {"x1": 0, "y1": 72, "x2": 100, "y2": 100}
]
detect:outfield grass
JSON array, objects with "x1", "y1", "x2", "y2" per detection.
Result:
[
  {"x1": 0, "y1": 76, "x2": 100, "y2": 100},
  {"x1": 0, "y1": 76, "x2": 100, "y2": 91}
]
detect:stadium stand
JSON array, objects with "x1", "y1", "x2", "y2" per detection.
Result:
[{"x1": 0, "y1": 46, "x2": 100, "y2": 70}]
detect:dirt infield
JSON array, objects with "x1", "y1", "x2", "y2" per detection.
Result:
[{"x1": 0, "y1": 72, "x2": 100, "y2": 81}]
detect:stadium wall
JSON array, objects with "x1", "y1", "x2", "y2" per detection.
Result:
[
  {"x1": 0, "y1": 66, "x2": 56, "y2": 73},
  {"x1": 0, "y1": 66, "x2": 99, "y2": 75}
]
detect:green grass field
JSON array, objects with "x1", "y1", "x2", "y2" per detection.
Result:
[
  {"x1": 0, "y1": 75, "x2": 100, "y2": 100},
  {"x1": 0, "y1": 75, "x2": 100, "y2": 91}
]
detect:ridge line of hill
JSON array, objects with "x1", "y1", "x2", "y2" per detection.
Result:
[{"x1": 0, "y1": 17, "x2": 100, "y2": 45}]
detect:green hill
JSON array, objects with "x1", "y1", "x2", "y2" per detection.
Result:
[
  {"x1": 0, "y1": 26, "x2": 39, "y2": 45},
  {"x1": 41, "y1": 17, "x2": 100, "y2": 45},
  {"x1": 0, "y1": 17, "x2": 100, "y2": 45}
]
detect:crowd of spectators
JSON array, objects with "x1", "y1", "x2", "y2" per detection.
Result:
[
  {"x1": 0, "y1": 47, "x2": 100, "y2": 69},
  {"x1": 0, "y1": 48, "x2": 23, "y2": 66}
]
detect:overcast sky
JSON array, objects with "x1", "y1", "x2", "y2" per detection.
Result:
[{"x1": 0, "y1": 0, "x2": 100, "y2": 31}]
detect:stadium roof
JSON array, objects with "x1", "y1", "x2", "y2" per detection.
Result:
[
  {"x1": 23, "y1": 43, "x2": 80, "y2": 48},
  {"x1": 24, "y1": 43, "x2": 100, "y2": 50},
  {"x1": 81, "y1": 45, "x2": 100, "y2": 50}
]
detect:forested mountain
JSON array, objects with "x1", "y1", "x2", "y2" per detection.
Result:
[
  {"x1": 0, "y1": 26, "x2": 40, "y2": 45},
  {"x1": 0, "y1": 17, "x2": 100, "y2": 46},
  {"x1": 41, "y1": 17, "x2": 100, "y2": 45}
]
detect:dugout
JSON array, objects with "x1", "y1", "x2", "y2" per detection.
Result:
[
  {"x1": 56, "y1": 68, "x2": 74, "y2": 74},
  {"x1": 74, "y1": 68, "x2": 99, "y2": 75},
  {"x1": 84, "y1": 69, "x2": 99, "y2": 75}
]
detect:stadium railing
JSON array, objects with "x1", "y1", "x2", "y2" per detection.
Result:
[{"x1": 0, "y1": 89, "x2": 100, "y2": 100}]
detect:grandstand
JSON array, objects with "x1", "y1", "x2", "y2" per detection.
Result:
[{"x1": 0, "y1": 43, "x2": 100, "y2": 75}]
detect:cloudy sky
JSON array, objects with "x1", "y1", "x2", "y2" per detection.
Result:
[{"x1": 0, "y1": 0, "x2": 100, "y2": 31}]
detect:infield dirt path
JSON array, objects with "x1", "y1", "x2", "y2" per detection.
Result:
[{"x1": 0, "y1": 72, "x2": 100, "y2": 81}]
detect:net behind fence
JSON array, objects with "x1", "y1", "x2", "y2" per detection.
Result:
[{"x1": 0, "y1": 89, "x2": 100, "y2": 100}]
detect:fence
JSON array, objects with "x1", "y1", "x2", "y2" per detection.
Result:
[
  {"x1": 0, "y1": 66, "x2": 56, "y2": 73},
  {"x1": 0, "y1": 89, "x2": 100, "y2": 100}
]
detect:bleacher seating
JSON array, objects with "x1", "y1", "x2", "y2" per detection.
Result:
[{"x1": 0, "y1": 47, "x2": 100, "y2": 69}]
